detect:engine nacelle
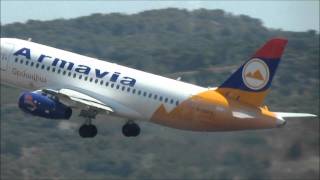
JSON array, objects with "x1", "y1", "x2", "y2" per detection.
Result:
[{"x1": 18, "y1": 92, "x2": 72, "y2": 119}]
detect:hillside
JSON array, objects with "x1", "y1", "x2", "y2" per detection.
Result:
[{"x1": 1, "y1": 8, "x2": 319, "y2": 180}]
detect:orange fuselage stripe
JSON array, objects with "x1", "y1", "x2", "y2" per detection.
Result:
[
  {"x1": 150, "y1": 89, "x2": 277, "y2": 131},
  {"x1": 216, "y1": 88, "x2": 270, "y2": 107}
]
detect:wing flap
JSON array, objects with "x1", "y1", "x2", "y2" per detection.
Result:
[
  {"x1": 42, "y1": 88, "x2": 113, "y2": 113},
  {"x1": 69, "y1": 96, "x2": 113, "y2": 112}
]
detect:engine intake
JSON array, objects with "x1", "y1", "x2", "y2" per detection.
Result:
[{"x1": 18, "y1": 92, "x2": 72, "y2": 119}]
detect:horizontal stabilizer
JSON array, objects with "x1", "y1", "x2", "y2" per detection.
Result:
[{"x1": 274, "y1": 112, "x2": 317, "y2": 119}]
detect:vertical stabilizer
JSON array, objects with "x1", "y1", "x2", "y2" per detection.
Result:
[{"x1": 216, "y1": 38, "x2": 288, "y2": 106}]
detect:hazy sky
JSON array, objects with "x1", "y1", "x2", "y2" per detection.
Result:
[{"x1": 1, "y1": 1, "x2": 319, "y2": 32}]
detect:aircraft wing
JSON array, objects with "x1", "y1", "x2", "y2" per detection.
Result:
[{"x1": 41, "y1": 88, "x2": 113, "y2": 113}]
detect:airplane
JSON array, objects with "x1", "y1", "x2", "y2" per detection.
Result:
[{"x1": 0, "y1": 37, "x2": 317, "y2": 138}]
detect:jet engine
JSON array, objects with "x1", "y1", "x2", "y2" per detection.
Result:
[{"x1": 18, "y1": 91, "x2": 72, "y2": 119}]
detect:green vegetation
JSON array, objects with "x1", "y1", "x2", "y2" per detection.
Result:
[{"x1": 1, "y1": 8, "x2": 319, "y2": 180}]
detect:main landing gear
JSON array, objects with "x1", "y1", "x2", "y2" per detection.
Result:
[
  {"x1": 79, "y1": 118, "x2": 98, "y2": 138},
  {"x1": 122, "y1": 120, "x2": 140, "y2": 137},
  {"x1": 78, "y1": 109, "x2": 98, "y2": 138},
  {"x1": 78, "y1": 109, "x2": 140, "y2": 138}
]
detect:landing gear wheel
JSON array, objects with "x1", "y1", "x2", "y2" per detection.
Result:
[
  {"x1": 79, "y1": 124, "x2": 98, "y2": 138},
  {"x1": 78, "y1": 109, "x2": 99, "y2": 138},
  {"x1": 122, "y1": 121, "x2": 140, "y2": 137}
]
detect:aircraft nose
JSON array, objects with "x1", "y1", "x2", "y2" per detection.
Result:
[{"x1": 276, "y1": 118, "x2": 287, "y2": 127}]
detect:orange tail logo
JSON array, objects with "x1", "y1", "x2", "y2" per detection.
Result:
[{"x1": 245, "y1": 70, "x2": 265, "y2": 81}]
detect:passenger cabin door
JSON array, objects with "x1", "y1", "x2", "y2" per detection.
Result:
[{"x1": 1, "y1": 42, "x2": 14, "y2": 71}]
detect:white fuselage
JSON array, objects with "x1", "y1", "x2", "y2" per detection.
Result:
[{"x1": 1, "y1": 38, "x2": 206, "y2": 121}]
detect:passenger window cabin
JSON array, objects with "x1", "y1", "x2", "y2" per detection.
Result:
[{"x1": 14, "y1": 57, "x2": 180, "y2": 107}]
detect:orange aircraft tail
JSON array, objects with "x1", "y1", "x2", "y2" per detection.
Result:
[{"x1": 216, "y1": 38, "x2": 288, "y2": 106}]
